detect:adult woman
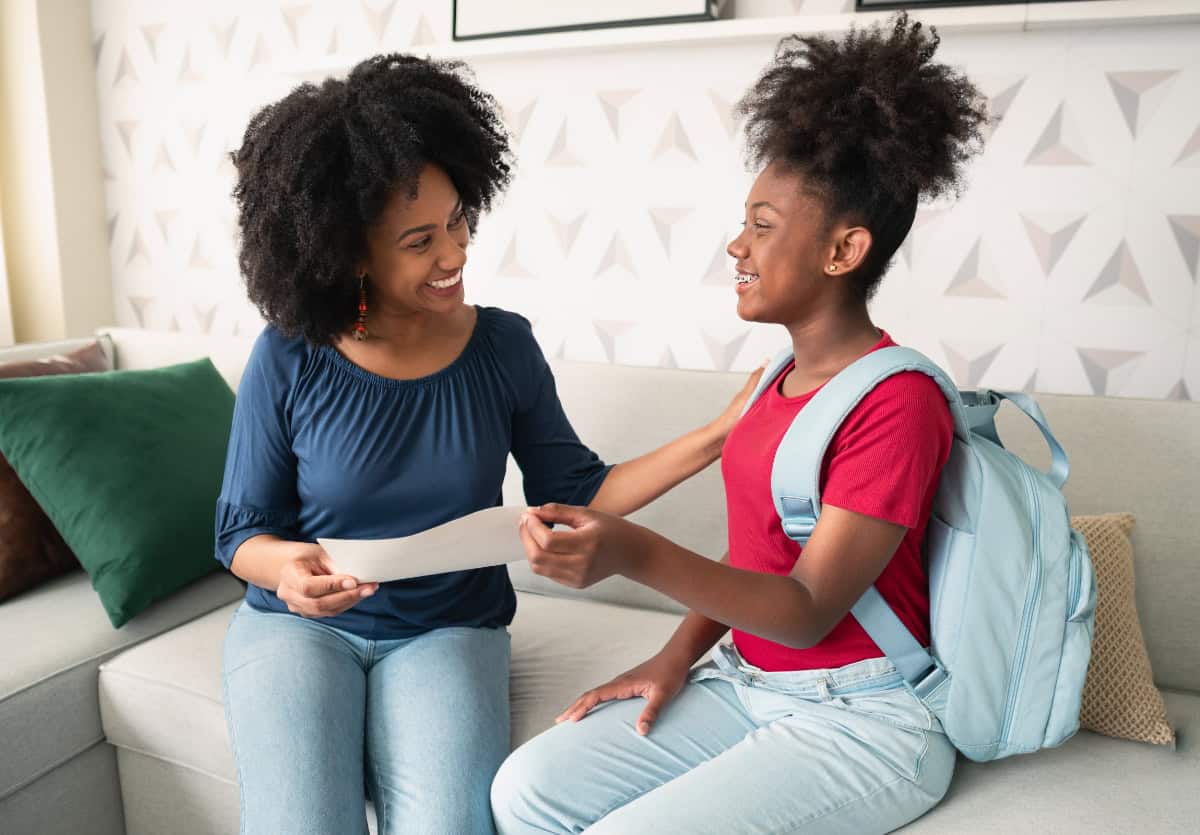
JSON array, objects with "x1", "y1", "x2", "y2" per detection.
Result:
[
  {"x1": 217, "y1": 54, "x2": 755, "y2": 835},
  {"x1": 493, "y1": 15, "x2": 987, "y2": 834}
]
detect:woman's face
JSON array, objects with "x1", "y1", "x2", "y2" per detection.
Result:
[
  {"x1": 359, "y1": 163, "x2": 470, "y2": 318},
  {"x1": 726, "y1": 161, "x2": 846, "y2": 325}
]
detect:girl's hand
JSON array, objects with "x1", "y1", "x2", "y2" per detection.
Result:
[
  {"x1": 557, "y1": 652, "x2": 692, "y2": 735},
  {"x1": 518, "y1": 504, "x2": 646, "y2": 589},
  {"x1": 275, "y1": 543, "x2": 378, "y2": 618}
]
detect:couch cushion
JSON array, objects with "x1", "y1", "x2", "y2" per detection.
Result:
[
  {"x1": 97, "y1": 592, "x2": 689, "y2": 779},
  {"x1": 113, "y1": 748, "x2": 382, "y2": 835},
  {"x1": 100, "y1": 327, "x2": 255, "y2": 391},
  {"x1": 903, "y1": 689, "x2": 1199, "y2": 833},
  {"x1": 0, "y1": 336, "x2": 114, "y2": 367},
  {"x1": 0, "y1": 741, "x2": 125, "y2": 835},
  {"x1": 509, "y1": 593, "x2": 690, "y2": 746},
  {"x1": 99, "y1": 592, "x2": 683, "y2": 834},
  {"x1": 99, "y1": 600, "x2": 240, "y2": 782},
  {"x1": 0, "y1": 569, "x2": 244, "y2": 802},
  {"x1": 100, "y1": 591, "x2": 1197, "y2": 834}
]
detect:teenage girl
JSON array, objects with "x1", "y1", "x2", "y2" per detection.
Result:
[{"x1": 492, "y1": 15, "x2": 986, "y2": 834}]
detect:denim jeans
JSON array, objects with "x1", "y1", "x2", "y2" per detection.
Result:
[
  {"x1": 492, "y1": 643, "x2": 955, "y2": 835},
  {"x1": 222, "y1": 601, "x2": 511, "y2": 835}
]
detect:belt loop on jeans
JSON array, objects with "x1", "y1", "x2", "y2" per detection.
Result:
[
  {"x1": 713, "y1": 644, "x2": 744, "y2": 681},
  {"x1": 815, "y1": 677, "x2": 831, "y2": 702}
]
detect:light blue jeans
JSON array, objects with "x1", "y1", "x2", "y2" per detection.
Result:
[
  {"x1": 492, "y1": 644, "x2": 956, "y2": 835},
  {"x1": 222, "y1": 601, "x2": 511, "y2": 835}
]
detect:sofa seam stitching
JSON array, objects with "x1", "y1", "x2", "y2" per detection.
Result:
[
  {"x1": 100, "y1": 667, "x2": 223, "y2": 708},
  {"x1": 0, "y1": 736, "x2": 108, "y2": 802},
  {"x1": 1, "y1": 593, "x2": 242, "y2": 703},
  {"x1": 110, "y1": 742, "x2": 236, "y2": 786}
]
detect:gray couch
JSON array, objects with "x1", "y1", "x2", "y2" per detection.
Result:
[{"x1": 1, "y1": 327, "x2": 1196, "y2": 835}]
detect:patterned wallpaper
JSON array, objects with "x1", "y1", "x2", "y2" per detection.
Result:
[{"x1": 90, "y1": 0, "x2": 1200, "y2": 399}]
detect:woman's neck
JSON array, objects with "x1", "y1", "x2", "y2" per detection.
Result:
[
  {"x1": 334, "y1": 303, "x2": 476, "y2": 381},
  {"x1": 366, "y1": 303, "x2": 472, "y2": 350}
]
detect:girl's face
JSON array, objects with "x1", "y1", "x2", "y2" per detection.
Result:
[
  {"x1": 359, "y1": 163, "x2": 470, "y2": 319},
  {"x1": 726, "y1": 161, "x2": 853, "y2": 325}
]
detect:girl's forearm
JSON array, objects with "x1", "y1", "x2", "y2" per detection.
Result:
[
  {"x1": 659, "y1": 611, "x2": 731, "y2": 668},
  {"x1": 587, "y1": 423, "x2": 724, "y2": 516},
  {"x1": 626, "y1": 531, "x2": 822, "y2": 650},
  {"x1": 656, "y1": 556, "x2": 734, "y2": 667}
]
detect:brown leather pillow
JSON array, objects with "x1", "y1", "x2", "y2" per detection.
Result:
[{"x1": 0, "y1": 341, "x2": 111, "y2": 601}]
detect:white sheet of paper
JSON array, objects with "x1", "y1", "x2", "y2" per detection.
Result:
[{"x1": 317, "y1": 506, "x2": 528, "y2": 583}]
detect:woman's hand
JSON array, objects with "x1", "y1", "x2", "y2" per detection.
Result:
[
  {"x1": 583, "y1": 362, "x2": 770, "y2": 517},
  {"x1": 518, "y1": 504, "x2": 647, "y2": 589},
  {"x1": 557, "y1": 651, "x2": 692, "y2": 735},
  {"x1": 708, "y1": 361, "x2": 768, "y2": 443},
  {"x1": 275, "y1": 543, "x2": 378, "y2": 618}
]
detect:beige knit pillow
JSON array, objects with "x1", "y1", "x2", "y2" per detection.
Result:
[{"x1": 1074, "y1": 512, "x2": 1175, "y2": 746}]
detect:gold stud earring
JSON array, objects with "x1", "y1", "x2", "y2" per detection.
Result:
[{"x1": 827, "y1": 265, "x2": 838, "y2": 273}]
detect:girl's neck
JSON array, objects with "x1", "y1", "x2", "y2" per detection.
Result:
[{"x1": 781, "y1": 304, "x2": 881, "y2": 397}]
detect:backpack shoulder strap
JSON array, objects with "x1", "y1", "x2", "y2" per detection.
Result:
[
  {"x1": 739, "y1": 346, "x2": 797, "y2": 418},
  {"x1": 770, "y1": 346, "x2": 969, "y2": 544},
  {"x1": 771, "y1": 346, "x2": 968, "y2": 684}
]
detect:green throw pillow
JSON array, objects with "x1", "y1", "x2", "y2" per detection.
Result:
[{"x1": 0, "y1": 358, "x2": 235, "y2": 627}]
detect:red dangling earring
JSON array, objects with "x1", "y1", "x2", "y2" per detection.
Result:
[{"x1": 354, "y1": 275, "x2": 369, "y2": 341}]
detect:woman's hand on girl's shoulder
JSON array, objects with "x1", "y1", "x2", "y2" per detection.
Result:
[
  {"x1": 709, "y1": 360, "x2": 769, "y2": 443},
  {"x1": 276, "y1": 543, "x2": 378, "y2": 618},
  {"x1": 557, "y1": 651, "x2": 691, "y2": 736}
]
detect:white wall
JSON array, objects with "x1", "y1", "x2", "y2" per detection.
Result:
[{"x1": 89, "y1": 0, "x2": 1200, "y2": 399}]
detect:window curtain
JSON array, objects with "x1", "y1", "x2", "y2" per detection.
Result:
[{"x1": 0, "y1": 194, "x2": 14, "y2": 347}]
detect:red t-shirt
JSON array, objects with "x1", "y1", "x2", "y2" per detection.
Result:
[{"x1": 722, "y1": 332, "x2": 953, "y2": 672}]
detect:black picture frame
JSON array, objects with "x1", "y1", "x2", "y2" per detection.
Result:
[
  {"x1": 857, "y1": 0, "x2": 1084, "y2": 10},
  {"x1": 452, "y1": 0, "x2": 720, "y2": 42}
]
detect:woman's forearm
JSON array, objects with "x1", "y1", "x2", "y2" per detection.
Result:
[
  {"x1": 228, "y1": 534, "x2": 302, "y2": 591},
  {"x1": 587, "y1": 422, "x2": 724, "y2": 516}
]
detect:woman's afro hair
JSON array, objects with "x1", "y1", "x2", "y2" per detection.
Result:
[
  {"x1": 737, "y1": 13, "x2": 987, "y2": 298},
  {"x1": 231, "y1": 53, "x2": 513, "y2": 344}
]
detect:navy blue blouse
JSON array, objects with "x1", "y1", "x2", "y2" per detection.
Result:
[{"x1": 215, "y1": 306, "x2": 610, "y2": 639}]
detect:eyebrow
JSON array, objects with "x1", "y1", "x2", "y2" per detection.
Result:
[
  {"x1": 748, "y1": 200, "x2": 781, "y2": 213},
  {"x1": 395, "y1": 201, "x2": 465, "y2": 243},
  {"x1": 396, "y1": 223, "x2": 436, "y2": 243}
]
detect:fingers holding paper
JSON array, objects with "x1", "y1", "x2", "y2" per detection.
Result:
[
  {"x1": 518, "y1": 504, "x2": 644, "y2": 589},
  {"x1": 276, "y1": 542, "x2": 378, "y2": 618}
]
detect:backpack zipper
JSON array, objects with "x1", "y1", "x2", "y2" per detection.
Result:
[
  {"x1": 1066, "y1": 531, "x2": 1081, "y2": 617},
  {"x1": 999, "y1": 464, "x2": 1043, "y2": 747}
]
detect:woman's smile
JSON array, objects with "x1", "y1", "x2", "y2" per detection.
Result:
[{"x1": 424, "y1": 270, "x2": 463, "y2": 297}]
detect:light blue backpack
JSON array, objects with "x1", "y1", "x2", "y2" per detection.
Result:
[{"x1": 743, "y1": 346, "x2": 1098, "y2": 762}]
